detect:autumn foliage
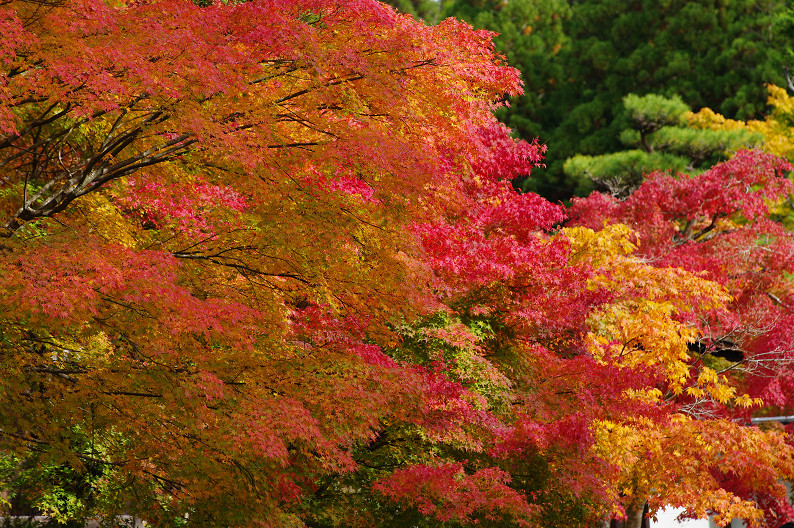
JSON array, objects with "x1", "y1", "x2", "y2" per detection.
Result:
[{"x1": 2, "y1": 0, "x2": 794, "y2": 527}]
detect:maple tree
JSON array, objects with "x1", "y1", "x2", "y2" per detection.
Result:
[
  {"x1": 443, "y1": 0, "x2": 570, "y2": 144},
  {"x1": 569, "y1": 149, "x2": 794, "y2": 527},
  {"x1": 380, "y1": 0, "x2": 440, "y2": 22},
  {"x1": 3, "y1": 0, "x2": 794, "y2": 527},
  {"x1": 0, "y1": 0, "x2": 546, "y2": 525}
]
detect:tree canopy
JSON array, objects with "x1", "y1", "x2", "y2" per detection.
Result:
[
  {"x1": 2, "y1": 1, "x2": 794, "y2": 528},
  {"x1": 564, "y1": 93, "x2": 760, "y2": 195},
  {"x1": 444, "y1": 0, "x2": 794, "y2": 201}
]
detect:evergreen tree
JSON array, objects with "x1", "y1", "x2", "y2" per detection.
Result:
[
  {"x1": 564, "y1": 93, "x2": 760, "y2": 195},
  {"x1": 446, "y1": 0, "x2": 793, "y2": 201},
  {"x1": 546, "y1": 0, "x2": 792, "y2": 200}
]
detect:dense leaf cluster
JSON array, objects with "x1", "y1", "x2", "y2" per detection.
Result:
[
  {"x1": 564, "y1": 93, "x2": 759, "y2": 194},
  {"x1": 2, "y1": 1, "x2": 794, "y2": 528},
  {"x1": 443, "y1": 0, "x2": 794, "y2": 201}
]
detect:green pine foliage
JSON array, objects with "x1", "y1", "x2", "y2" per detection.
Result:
[
  {"x1": 623, "y1": 93, "x2": 688, "y2": 135},
  {"x1": 564, "y1": 93, "x2": 760, "y2": 195},
  {"x1": 564, "y1": 150, "x2": 689, "y2": 196},
  {"x1": 445, "y1": 0, "x2": 793, "y2": 201}
]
